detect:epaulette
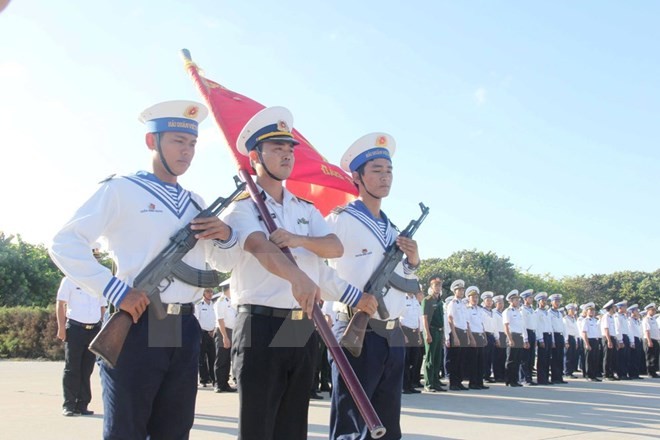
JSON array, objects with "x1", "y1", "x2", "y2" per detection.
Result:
[
  {"x1": 296, "y1": 196, "x2": 314, "y2": 205},
  {"x1": 233, "y1": 191, "x2": 252, "y2": 202},
  {"x1": 98, "y1": 174, "x2": 116, "y2": 184},
  {"x1": 331, "y1": 205, "x2": 348, "y2": 214}
]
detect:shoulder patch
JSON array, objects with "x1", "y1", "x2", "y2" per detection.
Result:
[
  {"x1": 233, "y1": 191, "x2": 252, "y2": 202},
  {"x1": 98, "y1": 174, "x2": 116, "y2": 184}
]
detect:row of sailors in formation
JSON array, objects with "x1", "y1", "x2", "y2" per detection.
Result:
[{"x1": 398, "y1": 280, "x2": 660, "y2": 389}]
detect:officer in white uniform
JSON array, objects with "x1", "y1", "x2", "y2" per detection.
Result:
[
  {"x1": 642, "y1": 303, "x2": 659, "y2": 377},
  {"x1": 534, "y1": 292, "x2": 554, "y2": 385},
  {"x1": 49, "y1": 100, "x2": 238, "y2": 439},
  {"x1": 614, "y1": 300, "x2": 632, "y2": 380},
  {"x1": 503, "y1": 290, "x2": 528, "y2": 387},
  {"x1": 466, "y1": 286, "x2": 489, "y2": 390},
  {"x1": 548, "y1": 294, "x2": 568, "y2": 384},
  {"x1": 627, "y1": 304, "x2": 645, "y2": 379},
  {"x1": 600, "y1": 299, "x2": 618, "y2": 380},
  {"x1": 195, "y1": 288, "x2": 217, "y2": 387},
  {"x1": 221, "y1": 107, "x2": 377, "y2": 440},
  {"x1": 563, "y1": 304, "x2": 580, "y2": 378},
  {"x1": 480, "y1": 291, "x2": 498, "y2": 384},
  {"x1": 56, "y1": 274, "x2": 106, "y2": 416},
  {"x1": 325, "y1": 132, "x2": 420, "y2": 439},
  {"x1": 580, "y1": 302, "x2": 602, "y2": 381},
  {"x1": 446, "y1": 280, "x2": 471, "y2": 391},
  {"x1": 492, "y1": 295, "x2": 507, "y2": 382},
  {"x1": 213, "y1": 278, "x2": 237, "y2": 392},
  {"x1": 519, "y1": 289, "x2": 537, "y2": 385},
  {"x1": 401, "y1": 290, "x2": 423, "y2": 394}
]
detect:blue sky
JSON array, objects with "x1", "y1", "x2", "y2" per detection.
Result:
[{"x1": 1, "y1": 1, "x2": 658, "y2": 278}]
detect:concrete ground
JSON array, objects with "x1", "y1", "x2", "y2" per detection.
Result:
[{"x1": 0, "y1": 360, "x2": 659, "y2": 439}]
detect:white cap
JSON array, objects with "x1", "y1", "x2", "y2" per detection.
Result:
[
  {"x1": 237, "y1": 106, "x2": 298, "y2": 156},
  {"x1": 139, "y1": 100, "x2": 208, "y2": 136},
  {"x1": 450, "y1": 279, "x2": 465, "y2": 291},
  {"x1": 466, "y1": 286, "x2": 480, "y2": 297},
  {"x1": 341, "y1": 132, "x2": 395, "y2": 172}
]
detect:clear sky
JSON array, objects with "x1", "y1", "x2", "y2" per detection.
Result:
[{"x1": 1, "y1": 1, "x2": 658, "y2": 278}]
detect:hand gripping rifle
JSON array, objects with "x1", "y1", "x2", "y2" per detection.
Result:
[
  {"x1": 340, "y1": 202, "x2": 429, "y2": 357},
  {"x1": 88, "y1": 178, "x2": 246, "y2": 368}
]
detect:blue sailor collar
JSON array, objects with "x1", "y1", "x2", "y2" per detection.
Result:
[
  {"x1": 125, "y1": 171, "x2": 193, "y2": 219},
  {"x1": 343, "y1": 200, "x2": 395, "y2": 250}
]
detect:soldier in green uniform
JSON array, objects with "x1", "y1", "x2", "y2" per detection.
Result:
[{"x1": 422, "y1": 277, "x2": 447, "y2": 392}]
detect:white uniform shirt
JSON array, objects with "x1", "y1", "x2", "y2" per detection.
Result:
[
  {"x1": 503, "y1": 306, "x2": 528, "y2": 342},
  {"x1": 629, "y1": 317, "x2": 642, "y2": 340},
  {"x1": 467, "y1": 305, "x2": 485, "y2": 333},
  {"x1": 521, "y1": 305, "x2": 537, "y2": 332},
  {"x1": 221, "y1": 186, "x2": 349, "y2": 309},
  {"x1": 600, "y1": 313, "x2": 616, "y2": 339},
  {"x1": 582, "y1": 317, "x2": 601, "y2": 339},
  {"x1": 213, "y1": 295, "x2": 237, "y2": 330},
  {"x1": 447, "y1": 298, "x2": 469, "y2": 331},
  {"x1": 549, "y1": 308, "x2": 565, "y2": 334},
  {"x1": 56, "y1": 277, "x2": 106, "y2": 324},
  {"x1": 535, "y1": 308, "x2": 554, "y2": 342},
  {"x1": 325, "y1": 201, "x2": 417, "y2": 321},
  {"x1": 49, "y1": 172, "x2": 237, "y2": 307},
  {"x1": 482, "y1": 307, "x2": 498, "y2": 338},
  {"x1": 493, "y1": 308, "x2": 505, "y2": 334},
  {"x1": 642, "y1": 315, "x2": 660, "y2": 340},
  {"x1": 614, "y1": 312, "x2": 631, "y2": 339},
  {"x1": 400, "y1": 295, "x2": 421, "y2": 329},
  {"x1": 195, "y1": 299, "x2": 216, "y2": 331},
  {"x1": 563, "y1": 315, "x2": 579, "y2": 339},
  {"x1": 321, "y1": 300, "x2": 338, "y2": 323}
]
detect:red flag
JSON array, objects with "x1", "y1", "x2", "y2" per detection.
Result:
[{"x1": 181, "y1": 50, "x2": 357, "y2": 216}]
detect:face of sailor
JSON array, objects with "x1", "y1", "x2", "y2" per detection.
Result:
[
  {"x1": 203, "y1": 289, "x2": 213, "y2": 302},
  {"x1": 354, "y1": 158, "x2": 393, "y2": 199},
  {"x1": 148, "y1": 131, "x2": 197, "y2": 182},
  {"x1": 453, "y1": 287, "x2": 465, "y2": 300},
  {"x1": 256, "y1": 140, "x2": 296, "y2": 180},
  {"x1": 484, "y1": 297, "x2": 494, "y2": 309}
]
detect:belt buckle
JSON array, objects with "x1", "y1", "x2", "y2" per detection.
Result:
[
  {"x1": 386, "y1": 320, "x2": 395, "y2": 330},
  {"x1": 167, "y1": 304, "x2": 181, "y2": 315},
  {"x1": 84, "y1": 324, "x2": 94, "y2": 330},
  {"x1": 291, "y1": 310, "x2": 304, "y2": 321}
]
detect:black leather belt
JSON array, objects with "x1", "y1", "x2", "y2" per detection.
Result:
[
  {"x1": 67, "y1": 319, "x2": 101, "y2": 330},
  {"x1": 237, "y1": 304, "x2": 307, "y2": 320},
  {"x1": 163, "y1": 303, "x2": 194, "y2": 315}
]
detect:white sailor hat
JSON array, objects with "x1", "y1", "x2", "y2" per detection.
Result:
[
  {"x1": 520, "y1": 289, "x2": 534, "y2": 299},
  {"x1": 565, "y1": 303, "x2": 577, "y2": 310},
  {"x1": 579, "y1": 303, "x2": 591, "y2": 311},
  {"x1": 450, "y1": 279, "x2": 465, "y2": 291},
  {"x1": 481, "y1": 291, "x2": 494, "y2": 300},
  {"x1": 506, "y1": 290, "x2": 520, "y2": 302},
  {"x1": 492, "y1": 295, "x2": 504, "y2": 303},
  {"x1": 644, "y1": 303, "x2": 656, "y2": 311},
  {"x1": 549, "y1": 293, "x2": 562, "y2": 302},
  {"x1": 341, "y1": 132, "x2": 396, "y2": 173},
  {"x1": 466, "y1": 286, "x2": 480, "y2": 297},
  {"x1": 534, "y1": 292, "x2": 548, "y2": 302},
  {"x1": 236, "y1": 106, "x2": 299, "y2": 156},
  {"x1": 139, "y1": 100, "x2": 208, "y2": 136},
  {"x1": 615, "y1": 300, "x2": 628, "y2": 308},
  {"x1": 602, "y1": 299, "x2": 614, "y2": 310},
  {"x1": 628, "y1": 304, "x2": 639, "y2": 311}
]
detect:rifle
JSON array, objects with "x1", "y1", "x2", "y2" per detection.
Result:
[
  {"x1": 340, "y1": 202, "x2": 429, "y2": 357},
  {"x1": 88, "y1": 178, "x2": 246, "y2": 368}
]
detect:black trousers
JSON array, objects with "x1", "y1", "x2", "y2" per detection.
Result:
[
  {"x1": 536, "y1": 333, "x2": 553, "y2": 384},
  {"x1": 632, "y1": 337, "x2": 646, "y2": 376},
  {"x1": 493, "y1": 334, "x2": 507, "y2": 381},
  {"x1": 214, "y1": 327, "x2": 233, "y2": 389},
  {"x1": 466, "y1": 345, "x2": 484, "y2": 387},
  {"x1": 199, "y1": 329, "x2": 216, "y2": 384},
  {"x1": 483, "y1": 332, "x2": 496, "y2": 380},
  {"x1": 645, "y1": 338, "x2": 660, "y2": 374},
  {"x1": 603, "y1": 336, "x2": 618, "y2": 378},
  {"x1": 505, "y1": 333, "x2": 524, "y2": 385},
  {"x1": 551, "y1": 332, "x2": 565, "y2": 382},
  {"x1": 616, "y1": 334, "x2": 631, "y2": 379},
  {"x1": 577, "y1": 338, "x2": 586, "y2": 377},
  {"x1": 520, "y1": 329, "x2": 536, "y2": 383},
  {"x1": 232, "y1": 311, "x2": 317, "y2": 440},
  {"x1": 585, "y1": 338, "x2": 600, "y2": 379},
  {"x1": 565, "y1": 335, "x2": 578, "y2": 375},
  {"x1": 402, "y1": 326, "x2": 422, "y2": 391},
  {"x1": 447, "y1": 329, "x2": 468, "y2": 385},
  {"x1": 63, "y1": 321, "x2": 100, "y2": 411}
]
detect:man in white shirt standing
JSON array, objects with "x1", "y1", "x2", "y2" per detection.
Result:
[
  {"x1": 56, "y1": 275, "x2": 106, "y2": 416},
  {"x1": 627, "y1": 304, "x2": 644, "y2": 379},
  {"x1": 563, "y1": 304, "x2": 580, "y2": 378},
  {"x1": 519, "y1": 289, "x2": 537, "y2": 386},
  {"x1": 642, "y1": 303, "x2": 659, "y2": 378},
  {"x1": 213, "y1": 279, "x2": 237, "y2": 393},
  {"x1": 534, "y1": 293, "x2": 554, "y2": 385},
  {"x1": 503, "y1": 290, "x2": 528, "y2": 387},
  {"x1": 614, "y1": 300, "x2": 632, "y2": 380},
  {"x1": 601, "y1": 299, "x2": 618, "y2": 380},
  {"x1": 195, "y1": 288, "x2": 217, "y2": 387}
]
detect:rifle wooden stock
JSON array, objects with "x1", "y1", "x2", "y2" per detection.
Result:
[
  {"x1": 88, "y1": 311, "x2": 133, "y2": 368},
  {"x1": 338, "y1": 311, "x2": 370, "y2": 357}
]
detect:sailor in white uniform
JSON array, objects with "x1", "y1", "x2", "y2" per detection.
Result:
[
  {"x1": 326, "y1": 132, "x2": 420, "y2": 440},
  {"x1": 49, "y1": 100, "x2": 237, "y2": 439},
  {"x1": 642, "y1": 303, "x2": 660, "y2": 377},
  {"x1": 563, "y1": 303, "x2": 580, "y2": 378},
  {"x1": 519, "y1": 289, "x2": 537, "y2": 385},
  {"x1": 492, "y1": 295, "x2": 507, "y2": 382},
  {"x1": 580, "y1": 302, "x2": 602, "y2": 381},
  {"x1": 503, "y1": 290, "x2": 528, "y2": 387},
  {"x1": 548, "y1": 294, "x2": 568, "y2": 384},
  {"x1": 534, "y1": 292, "x2": 554, "y2": 385}
]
